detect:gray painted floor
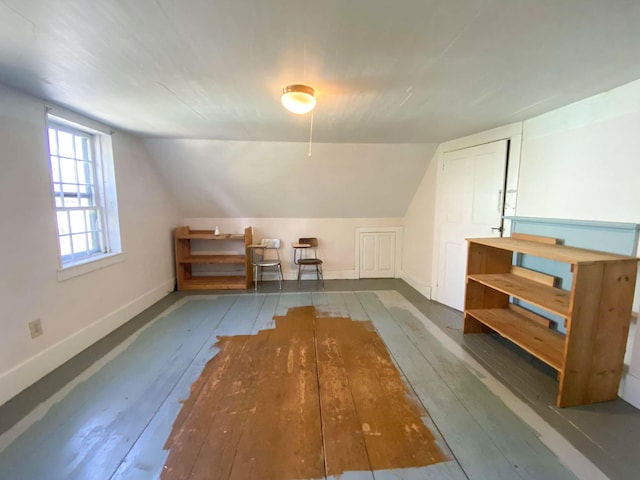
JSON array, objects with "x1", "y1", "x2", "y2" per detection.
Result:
[{"x1": 0, "y1": 279, "x2": 638, "y2": 479}]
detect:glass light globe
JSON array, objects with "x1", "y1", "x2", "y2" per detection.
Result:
[{"x1": 281, "y1": 85, "x2": 316, "y2": 114}]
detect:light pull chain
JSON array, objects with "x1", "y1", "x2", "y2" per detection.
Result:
[{"x1": 308, "y1": 109, "x2": 314, "y2": 157}]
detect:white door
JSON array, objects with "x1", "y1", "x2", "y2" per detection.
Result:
[
  {"x1": 360, "y1": 232, "x2": 396, "y2": 278},
  {"x1": 436, "y1": 140, "x2": 508, "y2": 310}
]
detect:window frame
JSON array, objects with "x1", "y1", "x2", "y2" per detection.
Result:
[
  {"x1": 48, "y1": 121, "x2": 108, "y2": 262},
  {"x1": 45, "y1": 109, "x2": 122, "y2": 279}
]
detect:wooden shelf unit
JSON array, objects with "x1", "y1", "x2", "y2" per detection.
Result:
[
  {"x1": 174, "y1": 226, "x2": 253, "y2": 290},
  {"x1": 464, "y1": 236, "x2": 639, "y2": 407}
]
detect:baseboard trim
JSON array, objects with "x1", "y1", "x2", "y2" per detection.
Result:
[
  {"x1": 619, "y1": 370, "x2": 640, "y2": 409},
  {"x1": 399, "y1": 270, "x2": 432, "y2": 300},
  {"x1": 320, "y1": 269, "x2": 358, "y2": 280},
  {"x1": 257, "y1": 270, "x2": 358, "y2": 281},
  {"x1": 0, "y1": 278, "x2": 175, "y2": 407}
]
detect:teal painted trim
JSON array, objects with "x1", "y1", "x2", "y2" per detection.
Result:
[
  {"x1": 505, "y1": 216, "x2": 640, "y2": 256},
  {"x1": 506, "y1": 217, "x2": 640, "y2": 334},
  {"x1": 504, "y1": 216, "x2": 640, "y2": 232}
]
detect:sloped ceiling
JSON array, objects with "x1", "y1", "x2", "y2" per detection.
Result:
[
  {"x1": 2, "y1": 1, "x2": 640, "y2": 218},
  {"x1": 143, "y1": 140, "x2": 437, "y2": 218},
  {"x1": 0, "y1": 1, "x2": 639, "y2": 143}
]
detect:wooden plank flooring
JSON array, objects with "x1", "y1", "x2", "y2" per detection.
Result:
[
  {"x1": 162, "y1": 304, "x2": 451, "y2": 479},
  {"x1": 377, "y1": 292, "x2": 573, "y2": 479},
  {"x1": 0, "y1": 291, "x2": 599, "y2": 479}
]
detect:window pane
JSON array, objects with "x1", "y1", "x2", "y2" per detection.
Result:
[
  {"x1": 47, "y1": 119, "x2": 118, "y2": 267},
  {"x1": 86, "y1": 209, "x2": 99, "y2": 231},
  {"x1": 64, "y1": 196, "x2": 80, "y2": 208},
  {"x1": 83, "y1": 137, "x2": 91, "y2": 161},
  {"x1": 52, "y1": 185, "x2": 63, "y2": 207},
  {"x1": 71, "y1": 234, "x2": 87, "y2": 255},
  {"x1": 78, "y1": 161, "x2": 92, "y2": 185},
  {"x1": 58, "y1": 130, "x2": 75, "y2": 158},
  {"x1": 50, "y1": 156, "x2": 60, "y2": 182},
  {"x1": 59, "y1": 235, "x2": 72, "y2": 257},
  {"x1": 48, "y1": 129, "x2": 58, "y2": 156},
  {"x1": 88, "y1": 231, "x2": 101, "y2": 252},
  {"x1": 60, "y1": 157, "x2": 77, "y2": 183},
  {"x1": 56, "y1": 211, "x2": 70, "y2": 235},
  {"x1": 69, "y1": 210, "x2": 86, "y2": 234},
  {"x1": 62, "y1": 182, "x2": 79, "y2": 193},
  {"x1": 79, "y1": 185, "x2": 94, "y2": 207},
  {"x1": 74, "y1": 136, "x2": 88, "y2": 160}
]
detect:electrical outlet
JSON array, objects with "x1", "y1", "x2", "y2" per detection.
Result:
[{"x1": 29, "y1": 319, "x2": 43, "y2": 339}]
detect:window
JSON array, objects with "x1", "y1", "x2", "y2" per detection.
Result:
[{"x1": 46, "y1": 112, "x2": 121, "y2": 273}]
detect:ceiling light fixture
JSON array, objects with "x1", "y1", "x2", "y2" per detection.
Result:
[{"x1": 281, "y1": 84, "x2": 316, "y2": 114}]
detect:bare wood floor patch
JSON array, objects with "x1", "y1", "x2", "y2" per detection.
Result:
[{"x1": 162, "y1": 305, "x2": 447, "y2": 479}]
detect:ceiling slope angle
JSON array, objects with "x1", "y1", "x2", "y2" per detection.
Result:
[
  {"x1": 0, "y1": 0, "x2": 639, "y2": 143},
  {"x1": 143, "y1": 139, "x2": 438, "y2": 218}
]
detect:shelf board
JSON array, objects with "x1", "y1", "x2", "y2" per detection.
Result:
[
  {"x1": 466, "y1": 308, "x2": 565, "y2": 371},
  {"x1": 179, "y1": 254, "x2": 246, "y2": 264},
  {"x1": 182, "y1": 276, "x2": 248, "y2": 290},
  {"x1": 468, "y1": 273, "x2": 570, "y2": 318},
  {"x1": 467, "y1": 237, "x2": 639, "y2": 264},
  {"x1": 176, "y1": 231, "x2": 245, "y2": 241}
]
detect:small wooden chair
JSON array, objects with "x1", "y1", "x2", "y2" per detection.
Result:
[{"x1": 294, "y1": 237, "x2": 324, "y2": 287}]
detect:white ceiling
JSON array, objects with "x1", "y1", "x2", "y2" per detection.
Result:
[{"x1": 1, "y1": 0, "x2": 639, "y2": 143}]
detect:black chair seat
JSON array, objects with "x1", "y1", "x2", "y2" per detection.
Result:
[
  {"x1": 294, "y1": 237, "x2": 324, "y2": 287},
  {"x1": 298, "y1": 258, "x2": 322, "y2": 265}
]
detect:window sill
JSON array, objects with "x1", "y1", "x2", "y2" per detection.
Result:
[{"x1": 57, "y1": 252, "x2": 126, "y2": 281}]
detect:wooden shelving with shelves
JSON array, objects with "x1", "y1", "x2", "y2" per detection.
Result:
[
  {"x1": 178, "y1": 255, "x2": 246, "y2": 264},
  {"x1": 180, "y1": 275, "x2": 248, "y2": 290},
  {"x1": 465, "y1": 308, "x2": 565, "y2": 371},
  {"x1": 174, "y1": 226, "x2": 253, "y2": 290},
  {"x1": 467, "y1": 273, "x2": 571, "y2": 317},
  {"x1": 464, "y1": 236, "x2": 639, "y2": 407}
]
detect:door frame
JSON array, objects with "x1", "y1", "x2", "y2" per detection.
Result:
[
  {"x1": 355, "y1": 226, "x2": 403, "y2": 279},
  {"x1": 431, "y1": 123, "x2": 523, "y2": 304}
]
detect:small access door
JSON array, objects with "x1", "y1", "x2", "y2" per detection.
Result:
[{"x1": 359, "y1": 232, "x2": 396, "y2": 278}]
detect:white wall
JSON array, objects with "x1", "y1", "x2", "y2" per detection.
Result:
[
  {"x1": 145, "y1": 139, "x2": 437, "y2": 218},
  {"x1": 402, "y1": 123, "x2": 523, "y2": 299},
  {"x1": 184, "y1": 217, "x2": 403, "y2": 279},
  {"x1": 517, "y1": 80, "x2": 640, "y2": 224},
  {"x1": 401, "y1": 157, "x2": 438, "y2": 298},
  {"x1": 0, "y1": 84, "x2": 180, "y2": 406}
]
